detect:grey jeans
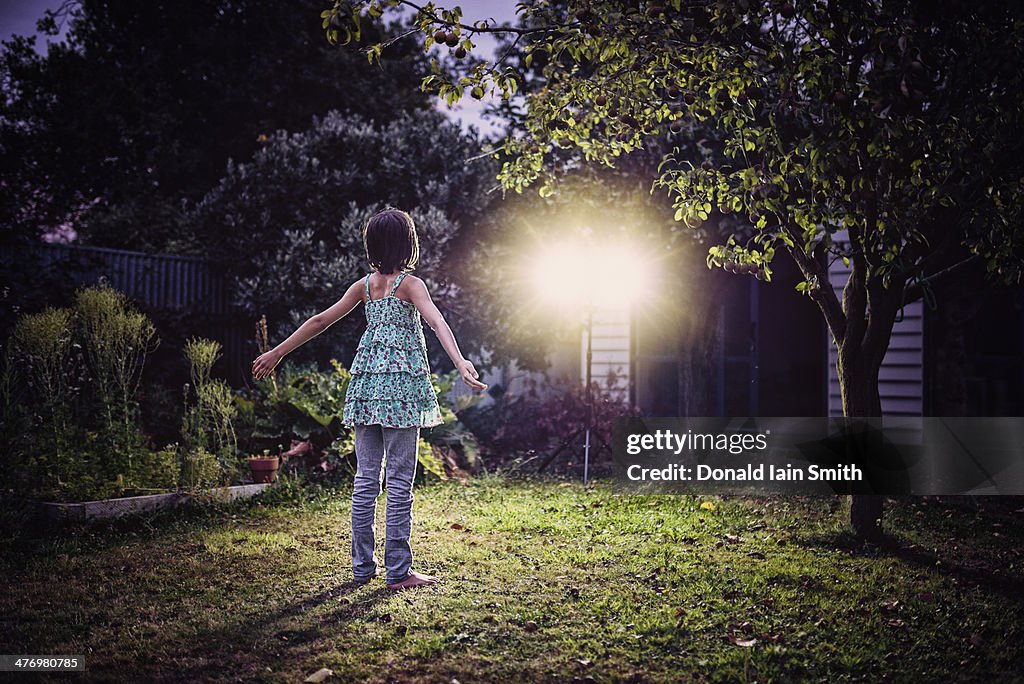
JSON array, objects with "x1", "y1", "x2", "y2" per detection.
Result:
[{"x1": 351, "y1": 424, "x2": 419, "y2": 584}]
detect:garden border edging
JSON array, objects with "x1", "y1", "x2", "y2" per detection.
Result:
[{"x1": 37, "y1": 483, "x2": 273, "y2": 524}]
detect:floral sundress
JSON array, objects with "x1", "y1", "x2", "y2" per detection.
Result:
[{"x1": 341, "y1": 272, "x2": 443, "y2": 428}]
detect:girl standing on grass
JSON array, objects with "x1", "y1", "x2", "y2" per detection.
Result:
[{"x1": 251, "y1": 208, "x2": 486, "y2": 591}]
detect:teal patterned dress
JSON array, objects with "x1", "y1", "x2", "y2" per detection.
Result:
[{"x1": 342, "y1": 272, "x2": 443, "y2": 428}]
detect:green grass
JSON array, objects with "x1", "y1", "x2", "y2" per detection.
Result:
[{"x1": 2, "y1": 475, "x2": 1023, "y2": 683}]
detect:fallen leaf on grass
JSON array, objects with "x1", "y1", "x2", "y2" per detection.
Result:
[
  {"x1": 304, "y1": 668, "x2": 333, "y2": 683},
  {"x1": 700, "y1": 501, "x2": 717, "y2": 511},
  {"x1": 729, "y1": 635, "x2": 758, "y2": 648},
  {"x1": 450, "y1": 523, "x2": 463, "y2": 530},
  {"x1": 524, "y1": 620, "x2": 539, "y2": 632}
]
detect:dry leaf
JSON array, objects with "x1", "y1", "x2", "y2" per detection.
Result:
[
  {"x1": 729, "y1": 635, "x2": 758, "y2": 648},
  {"x1": 700, "y1": 501, "x2": 717, "y2": 511},
  {"x1": 304, "y1": 668, "x2": 334, "y2": 683}
]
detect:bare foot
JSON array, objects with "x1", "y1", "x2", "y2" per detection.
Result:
[{"x1": 386, "y1": 570, "x2": 440, "y2": 591}]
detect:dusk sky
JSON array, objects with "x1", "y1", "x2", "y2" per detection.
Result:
[{"x1": 0, "y1": 0, "x2": 521, "y2": 136}]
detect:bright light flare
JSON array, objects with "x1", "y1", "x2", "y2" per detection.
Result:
[{"x1": 529, "y1": 239, "x2": 653, "y2": 311}]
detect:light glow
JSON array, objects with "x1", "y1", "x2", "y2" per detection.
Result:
[{"x1": 529, "y1": 238, "x2": 653, "y2": 311}]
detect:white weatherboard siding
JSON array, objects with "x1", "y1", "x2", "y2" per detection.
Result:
[
  {"x1": 826, "y1": 231, "x2": 924, "y2": 417},
  {"x1": 583, "y1": 307, "x2": 631, "y2": 402}
]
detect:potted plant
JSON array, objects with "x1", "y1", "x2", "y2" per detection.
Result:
[{"x1": 249, "y1": 448, "x2": 280, "y2": 484}]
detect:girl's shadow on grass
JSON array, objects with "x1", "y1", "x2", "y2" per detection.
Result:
[{"x1": 166, "y1": 580, "x2": 409, "y2": 681}]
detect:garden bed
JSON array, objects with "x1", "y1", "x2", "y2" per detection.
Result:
[{"x1": 36, "y1": 483, "x2": 272, "y2": 524}]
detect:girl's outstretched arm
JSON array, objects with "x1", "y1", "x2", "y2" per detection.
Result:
[
  {"x1": 405, "y1": 276, "x2": 487, "y2": 392},
  {"x1": 252, "y1": 279, "x2": 364, "y2": 380}
]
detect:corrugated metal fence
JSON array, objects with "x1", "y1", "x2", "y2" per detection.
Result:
[
  {"x1": 32, "y1": 243, "x2": 230, "y2": 313},
  {"x1": 25, "y1": 242, "x2": 251, "y2": 381}
]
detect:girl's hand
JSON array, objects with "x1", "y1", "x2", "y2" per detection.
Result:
[
  {"x1": 252, "y1": 349, "x2": 283, "y2": 380},
  {"x1": 457, "y1": 359, "x2": 487, "y2": 392}
]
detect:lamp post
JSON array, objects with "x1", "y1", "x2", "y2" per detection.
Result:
[
  {"x1": 531, "y1": 237, "x2": 648, "y2": 483},
  {"x1": 583, "y1": 306, "x2": 594, "y2": 484}
]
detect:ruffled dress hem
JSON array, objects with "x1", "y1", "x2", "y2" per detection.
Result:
[{"x1": 341, "y1": 273, "x2": 443, "y2": 429}]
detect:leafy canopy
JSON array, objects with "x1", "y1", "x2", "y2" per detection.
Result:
[{"x1": 322, "y1": 0, "x2": 1024, "y2": 304}]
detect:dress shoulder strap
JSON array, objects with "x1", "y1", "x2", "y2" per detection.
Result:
[
  {"x1": 364, "y1": 274, "x2": 371, "y2": 300},
  {"x1": 389, "y1": 272, "x2": 407, "y2": 296}
]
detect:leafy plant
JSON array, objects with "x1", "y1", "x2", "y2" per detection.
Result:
[
  {"x1": 180, "y1": 447, "x2": 221, "y2": 491},
  {"x1": 12, "y1": 306, "x2": 75, "y2": 491},
  {"x1": 8, "y1": 285, "x2": 172, "y2": 501},
  {"x1": 237, "y1": 361, "x2": 484, "y2": 486},
  {"x1": 181, "y1": 338, "x2": 238, "y2": 485},
  {"x1": 420, "y1": 370, "x2": 486, "y2": 481},
  {"x1": 469, "y1": 372, "x2": 642, "y2": 473},
  {"x1": 76, "y1": 284, "x2": 158, "y2": 483}
]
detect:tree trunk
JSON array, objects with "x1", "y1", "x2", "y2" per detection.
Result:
[
  {"x1": 678, "y1": 301, "x2": 723, "y2": 416},
  {"x1": 837, "y1": 341, "x2": 886, "y2": 541}
]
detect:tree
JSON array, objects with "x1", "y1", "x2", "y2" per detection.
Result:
[
  {"x1": 325, "y1": 0, "x2": 1024, "y2": 539},
  {"x1": 182, "y1": 109, "x2": 498, "y2": 368},
  {"x1": 0, "y1": 0, "x2": 432, "y2": 251}
]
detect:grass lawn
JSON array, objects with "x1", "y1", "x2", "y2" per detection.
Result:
[{"x1": 2, "y1": 474, "x2": 1022, "y2": 683}]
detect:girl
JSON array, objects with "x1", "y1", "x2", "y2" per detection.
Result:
[{"x1": 251, "y1": 208, "x2": 486, "y2": 591}]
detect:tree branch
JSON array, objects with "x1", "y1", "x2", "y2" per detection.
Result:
[
  {"x1": 397, "y1": 0, "x2": 571, "y2": 36},
  {"x1": 782, "y1": 222, "x2": 847, "y2": 344},
  {"x1": 902, "y1": 254, "x2": 983, "y2": 305}
]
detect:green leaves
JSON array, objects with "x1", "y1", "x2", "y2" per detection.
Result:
[{"x1": 322, "y1": 0, "x2": 1024, "y2": 293}]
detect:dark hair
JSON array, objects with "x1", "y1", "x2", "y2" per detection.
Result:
[{"x1": 362, "y1": 208, "x2": 420, "y2": 274}]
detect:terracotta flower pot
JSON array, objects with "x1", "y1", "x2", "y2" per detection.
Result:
[{"x1": 249, "y1": 456, "x2": 280, "y2": 483}]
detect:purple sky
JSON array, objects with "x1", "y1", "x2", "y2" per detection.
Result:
[{"x1": 0, "y1": 0, "x2": 520, "y2": 136}]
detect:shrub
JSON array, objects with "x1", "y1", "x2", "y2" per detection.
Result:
[
  {"x1": 180, "y1": 447, "x2": 221, "y2": 491},
  {"x1": 76, "y1": 284, "x2": 158, "y2": 482},
  {"x1": 8, "y1": 284, "x2": 172, "y2": 502},
  {"x1": 181, "y1": 338, "x2": 238, "y2": 486},
  {"x1": 12, "y1": 307, "x2": 76, "y2": 493},
  {"x1": 466, "y1": 374, "x2": 643, "y2": 473}
]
